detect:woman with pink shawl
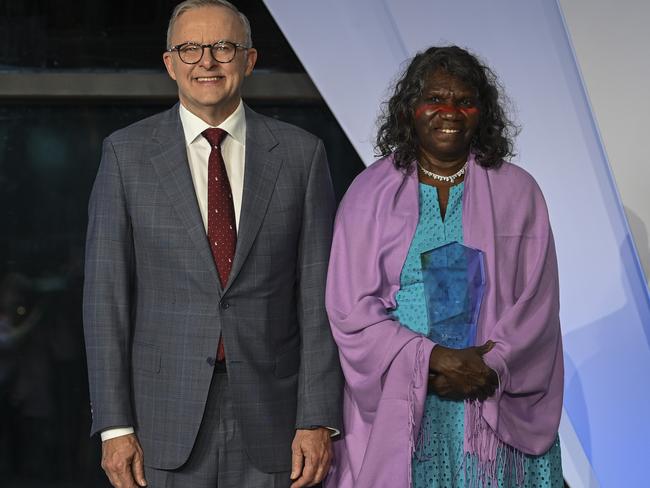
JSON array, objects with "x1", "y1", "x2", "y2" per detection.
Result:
[{"x1": 325, "y1": 46, "x2": 563, "y2": 487}]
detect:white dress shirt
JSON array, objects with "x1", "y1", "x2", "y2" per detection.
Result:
[
  {"x1": 100, "y1": 101, "x2": 246, "y2": 442},
  {"x1": 180, "y1": 100, "x2": 246, "y2": 232}
]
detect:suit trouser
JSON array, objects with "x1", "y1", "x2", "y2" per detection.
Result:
[{"x1": 144, "y1": 366, "x2": 291, "y2": 488}]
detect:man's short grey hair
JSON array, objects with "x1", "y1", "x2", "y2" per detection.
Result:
[{"x1": 166, "y1": 0, "x2": 253, "y2": 49}]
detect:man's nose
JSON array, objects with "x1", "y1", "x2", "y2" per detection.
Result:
[{"x1": 199, "y1": 47, "x2": 218, "y2": 68}]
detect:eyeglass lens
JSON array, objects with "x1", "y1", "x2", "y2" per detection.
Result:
[{"x1": 178, "y1": 43, "x2": 238, "y2": 64}]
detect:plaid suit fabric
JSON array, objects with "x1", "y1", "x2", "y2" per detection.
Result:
[
  {"x1": 144, "y1": 371, "x2": 294, "y2": 487},
  {"x1": 83, "y1": 105, "x2": 343, "y2": 474}
]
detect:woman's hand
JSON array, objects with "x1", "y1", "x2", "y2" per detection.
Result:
[{"x1": 427, "y1": 341, "x2": 498, "y2": 401}]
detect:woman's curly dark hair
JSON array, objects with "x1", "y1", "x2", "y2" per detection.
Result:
[{"x1": 376, "y1": 45, "x2": 518, "y2": 170}]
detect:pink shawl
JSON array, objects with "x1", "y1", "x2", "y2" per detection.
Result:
[{"x1": 325, "y1": 154, "x2": 563, "y2": 487}]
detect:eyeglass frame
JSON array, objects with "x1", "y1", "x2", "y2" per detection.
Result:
[{"x1": 167, "y1": 40, "x2": 250, "y2": 65}]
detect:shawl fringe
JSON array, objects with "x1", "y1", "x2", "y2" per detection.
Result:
[
  {"x1": 464, "y1": 400, "x2": 526, "y2": 487},
  {"x1": 407, "y1": 339, "x2": 426, "y2": 487}
]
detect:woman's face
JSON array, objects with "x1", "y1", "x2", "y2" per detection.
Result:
[{"x1": 413, "y1": 69, "x2": 480, "y2": 167}]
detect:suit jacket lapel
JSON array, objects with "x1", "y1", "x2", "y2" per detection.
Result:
[
  {"x1": 225, "y1": 106, "x2": 283, "y2": 292},
  {"x1": 149, "y1": 104, "x2": 221, "y2": 290}
]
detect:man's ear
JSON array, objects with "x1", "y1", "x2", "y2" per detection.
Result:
[
  {"x1": 244, "y1": 48, "x2": 258, "y2": 77},
  {"x1": 163, "y1": 52, "x2": 177, "y2": 81}
]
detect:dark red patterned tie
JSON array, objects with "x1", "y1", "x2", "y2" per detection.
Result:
[{"x1": 202, "y1": 128, "x2": 236, "y2": 362}]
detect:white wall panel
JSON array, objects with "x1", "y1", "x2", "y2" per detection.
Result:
[{"x1": 559, "y1": 0, "x2": 650, "y2": 283}]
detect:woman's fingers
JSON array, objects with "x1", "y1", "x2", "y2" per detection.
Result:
[{"x1": 475, "y1": 340, "x2": 495, "y2": 356}]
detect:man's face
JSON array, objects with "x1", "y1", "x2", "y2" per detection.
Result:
[{"x1": 163, "y1": 6, "x2": 257, "y2": 124}]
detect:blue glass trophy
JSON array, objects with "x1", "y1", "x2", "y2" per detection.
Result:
[{"x1": 420, "y1": 242, "x2": 485, "y2": 349}]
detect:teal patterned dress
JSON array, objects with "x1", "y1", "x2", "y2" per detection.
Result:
[{"x1": 391, "y1": 182, "x2": 563, "y2": 487}]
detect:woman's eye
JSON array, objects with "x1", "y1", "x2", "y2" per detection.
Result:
[{"x1": 459, "y1": 99, "x2": 476, "y2": 107}]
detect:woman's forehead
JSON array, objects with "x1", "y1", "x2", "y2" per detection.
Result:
[{"x1": 421, "y1": 69, "x2": 477, "y2": 93}]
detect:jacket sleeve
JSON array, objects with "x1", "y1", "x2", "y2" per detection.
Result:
[
  {"x1": 294, "y1": 139, "x2": 343, "y2": 431},
  {"x1": 83, "y1": 138, "x2": 136, "y2": 437}
]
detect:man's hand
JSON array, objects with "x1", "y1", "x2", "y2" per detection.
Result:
[
  {"x1": 290, "y1": 427, "x2": 332, "y2": 487},
  {"x1": 101, "y1": 433, "x2": 147, "y2": 488}
]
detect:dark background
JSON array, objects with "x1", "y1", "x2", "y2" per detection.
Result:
[{"x1": 0, "y1": 1, "x2": 364, "y2": 486}]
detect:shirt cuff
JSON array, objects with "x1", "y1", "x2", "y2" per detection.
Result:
[
  {"x1": 100, "y1": 427, "x2": 135, "y2": 442},
  {"x1": 102, "y1": 425, "x2": 340, "y2": 442},
  {"x1": 326, "y1": 427, "x2": 340, "y2": 437}
]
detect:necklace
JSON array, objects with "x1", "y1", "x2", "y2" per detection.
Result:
[{"x1": 417, "y1": 161, "x2": 467, "y2": 183}]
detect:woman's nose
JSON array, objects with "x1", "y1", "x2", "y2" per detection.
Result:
[{"x1": 439, "y1": 105, "x2": 461, "y2": 119}]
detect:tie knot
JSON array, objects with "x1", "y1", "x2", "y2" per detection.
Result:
[{"x1": 202, "y1": 128, "x2": 227, "y2": 147}]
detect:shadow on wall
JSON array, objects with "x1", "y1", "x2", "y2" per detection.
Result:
[
  {"x1": 561, "y1": 231, "x2": 650, "y2": 487},
  {"x1": 624, "y1": 206, "x2": 649, "y2": 285}
]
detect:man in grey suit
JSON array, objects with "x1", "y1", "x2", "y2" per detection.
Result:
[{"x1": 82, "y1": 1, "x2": 342, "y2": 487}]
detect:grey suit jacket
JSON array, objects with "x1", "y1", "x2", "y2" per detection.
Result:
[{"x1": 83, "y1": 104, "x2": 342, "y2": 472}]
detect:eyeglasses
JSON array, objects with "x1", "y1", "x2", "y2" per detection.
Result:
[{"x1": 168, "y1": 40, "x2": 249, "y2": 64}]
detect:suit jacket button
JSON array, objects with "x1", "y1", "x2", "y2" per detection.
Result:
[
  {"x1": 206, "y1": 357, "x2": 216, "y2": 367},
  {"x1": 220, "y1": 301, "x2": 230, "y2": 309}
]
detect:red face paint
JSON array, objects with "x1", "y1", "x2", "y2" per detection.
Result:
[
  {"x1": 460, "y1": 106, "x2": 480, "y2": 116},
  {"x1": 414, "y1": 103, "x2": 479, "y2": 120},
  {"x1": 414, "y1": 103, "x2": 446, "y2": 120}
]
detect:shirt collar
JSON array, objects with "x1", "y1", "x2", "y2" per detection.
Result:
[{"x1": 179, "y1": 100, "x2": 246, "y2": 146}]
